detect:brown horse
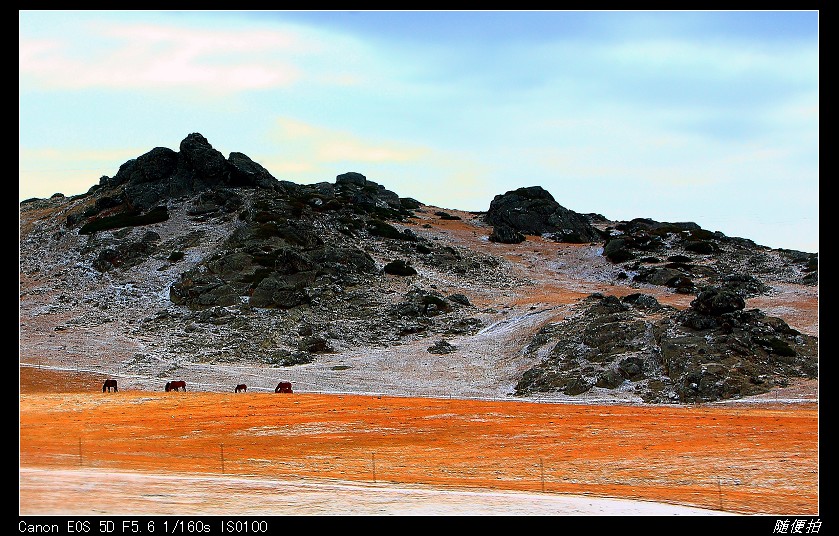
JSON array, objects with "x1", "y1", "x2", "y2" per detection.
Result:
[
  {"x1": 102, "y1": 379, "x2": 118, "y2": 392},
  {"x1": 165, "y1": 381, "x2": 186, "y2": 392},
  {"x1": 275, "y1": 382, "x2": 293, "y2": 393},
  {"x1": 235, "y1": 384, "x2": 247, "y2": 393}
]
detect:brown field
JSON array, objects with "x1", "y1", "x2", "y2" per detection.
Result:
[{"x1": 19, "y1": 367, "x2": 818, "y2": 516}]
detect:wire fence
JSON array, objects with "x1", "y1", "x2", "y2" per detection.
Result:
[
  {"x1": 20, "y1": 363, "x2": 819, "y2": 515},
  {"x1": 21, "y1": 430, "x2": 814, "y2": 515}
]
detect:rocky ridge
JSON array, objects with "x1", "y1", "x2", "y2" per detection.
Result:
[{"x1": 19, "y1": 133, "x2": 818, "y2": 404}]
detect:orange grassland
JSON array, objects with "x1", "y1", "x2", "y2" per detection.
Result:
[{"x1": 19, "y1": 367, "x2": 819, "y2": 515}]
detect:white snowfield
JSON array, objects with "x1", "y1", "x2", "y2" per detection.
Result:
[{"x1": 19, "y1": 467, "x2": 737, "y2": 516}]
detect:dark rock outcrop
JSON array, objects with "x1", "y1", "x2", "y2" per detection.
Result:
[
  {"x1": 488, "y1": 224, "x2": 525, "y2": 244},
  {"x1": 334, "y1": 171, "x2": 411, "y2": 220},
  {"x1": 114, "y1": 133, "x2": 279, "y2": 211},
  {"x1": 484, "y1": 186, "x2": 601, "y2": 243},
  {"x1": 434, "y1": 211, "x2": 461, "y2": 220},
  {"x1": 91, "y1": 230, "x2": 162, "y2": 272},
  {"x1": 689, "y1": 287, "x2": 745, "y2": 316},
  {"x1": 171, "y1": 231, "x2": 377, "y2": 309},
  {"x1": 515, "y1": 291, "x2": 817, "y2": 403},
  {"x1": 228, "y1": 152, "x2": 281, "y2": 189},
  {"x1": 78, "y1": 206, "x2": 169, "y2": 235},
  {"x1": 602, "y1": 238, "x2": 635, "y2": 262},
  {"x1": 67, "y1": 133, "x2": 282, "y2": 231},
  {"x1": 601, "y1": 217, "x2": 817, "y2": 291},
  {"x1": 384, "y1": 259, "x2": 417, "y2": 276},
  {"x1": 428, "y1": 339, "x2": 457, "y2": 354},
  {"x1": 393, "y1": 288, "x2": 453, "y2": 318},
  {"x1": 447, "y1": 293, "x2": 471, "y2": 306}
]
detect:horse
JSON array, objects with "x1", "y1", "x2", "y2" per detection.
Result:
[
  {"x1": 102, "y1": 379, "x2": 118, "y2": 392},
  {"x1": 165, "y1": 380, "x2": 186, "y2": 392},
  {"x1": 275, "y1": 381, "x2": 293, "y2": 393},
  {"x1": 235, "y1": 384, "x2": 247, "y2": 393}
]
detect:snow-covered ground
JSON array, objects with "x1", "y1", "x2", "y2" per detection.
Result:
[{"x1": 19, "y1": 467, "x2": 737, "y2": 516}]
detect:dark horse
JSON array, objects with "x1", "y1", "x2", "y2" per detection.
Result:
[
  {"x1": 275, "y1": 382, "x2": 293, "y2": 393},
  {"x1": 235, "y1": 384, "x2": 247, "y2": 393},
  {"x1": 102, "y1": 379, "x2": 118, "y2": 392},
  {"x1": 165, "y1": 380, "x2": 187, "y2": 392}
]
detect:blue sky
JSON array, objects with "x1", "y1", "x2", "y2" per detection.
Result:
[{"x1": 19, "y1": 10, "x2": 819, "y2": 252}]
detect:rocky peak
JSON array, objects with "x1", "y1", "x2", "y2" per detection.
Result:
[
  {"x1": 91, "y1": 133, "x2": 280, "y2": 213},
  {"x1": 484, "y1": 185, "x2": 603, "y2": 243}
]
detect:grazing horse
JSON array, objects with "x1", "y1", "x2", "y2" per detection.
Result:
[
  {"x1": 165, "y1": 380, "x2": 187, "y2": 392},
  {"x1": 275, "y1": 381, "x2": 293, "y2": 393},
  {"x1": 235, "y1": 384, "x2": 247, "y2": 393},
  {"x1": 102, "y1": 379, "x2": 118, "y2": 392}
]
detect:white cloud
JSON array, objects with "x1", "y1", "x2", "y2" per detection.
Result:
[{"x1": 20, "y1": 21, "x2": 310, "y2": 92}]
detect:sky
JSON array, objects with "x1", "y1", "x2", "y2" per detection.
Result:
[{"x1": 19, "y1": 10, "x2": 819, "y2": 253}]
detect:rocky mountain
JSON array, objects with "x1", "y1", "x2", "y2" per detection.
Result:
[{"x1": 19, "y1": 133, "x2": 818, "y2": 404}]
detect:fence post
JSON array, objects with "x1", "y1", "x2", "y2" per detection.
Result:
[{"x1": 540, "y1": 458, "x2": 545, "y2": 492}]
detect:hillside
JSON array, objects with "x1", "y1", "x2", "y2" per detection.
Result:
[{"x1": 19, "y1": 133, "x2": 818, "y2": 404}]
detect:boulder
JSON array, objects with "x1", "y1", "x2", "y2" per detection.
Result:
[
  {"x1": 384, "y1": 259, "x2": 417, "y2": 276},
  {"x1": 690, "y1": 287, "x2": 745, "y2": 316},
  {"x1": 489, "y1": 224, "x2": 525, "y2": 244},
  {"x1": 428, "y1": 339, "x2": 457, "y2": 354},
  {"x1": 228, "y1": 152, "x2": 278, "y2": 188},
  {"x1": 485, "y1": 186, "x2": 600, "y2": 242}
]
